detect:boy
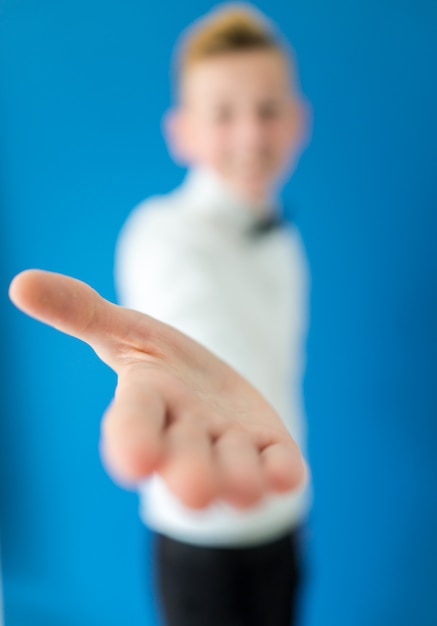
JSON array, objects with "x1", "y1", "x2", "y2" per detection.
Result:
[
  {"x1": 114, "y1": 4, "x2": 311, "y2": 625},
  {"x1": 9, "y1": 3, "x2": 311, "y2": 625}
]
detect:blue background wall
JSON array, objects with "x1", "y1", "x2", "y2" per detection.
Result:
[{"x1": 1, "y1": 1, "x2": 436, "y2": 625}]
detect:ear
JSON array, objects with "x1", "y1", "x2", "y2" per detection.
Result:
[
  {"x1": 291, "y1": 96, "x2": 313, "y2": 151},
  {"x1": 161, "y1": 107, "x2": 193, "y2": 165}
]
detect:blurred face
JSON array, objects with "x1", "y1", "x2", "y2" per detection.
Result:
[{"x1": 166, "y1": 49, "x2": 310, "y2": 209}]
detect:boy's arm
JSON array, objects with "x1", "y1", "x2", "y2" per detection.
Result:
[{"x1": 9, "y1": 270, "x2": 308, "y2": 510}]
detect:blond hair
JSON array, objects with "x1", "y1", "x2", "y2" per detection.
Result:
[{"x1": 171, "y1": 3, "x2": 295, "y2": 100}]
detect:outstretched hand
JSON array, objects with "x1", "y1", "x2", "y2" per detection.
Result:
[{"x1": 9, "y1": 270, "x2": 307, "y2": 510}]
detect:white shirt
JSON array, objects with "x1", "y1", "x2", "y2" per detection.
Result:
[{"x1": 114, "y1": 164, "x2": 311, "y2": 546}]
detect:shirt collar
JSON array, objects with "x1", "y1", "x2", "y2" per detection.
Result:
[{"x1": 178, "y1": 164, "x2": 283, "y2": 234}]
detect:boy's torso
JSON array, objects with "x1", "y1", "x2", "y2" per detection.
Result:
[{"x1": 114, "y1": 166, "x2": 311, "y2": 546}]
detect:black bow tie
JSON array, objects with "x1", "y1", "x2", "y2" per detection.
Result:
[{"x1": 247, "y1": 214, "x2": 285, "y2": 237}]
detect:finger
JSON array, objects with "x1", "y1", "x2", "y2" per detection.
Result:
[
  {"x1": 261, "y1": 440, "x2": 307, "y2": 494},
  {"x1": 215, "y1": 429, "x2": 266, "y2": 508},
  {"x1": 8, "y1": 269, "x2": 166, "y2": 367},
  {"x1": 100, "y1": 370, "x2": 166, "y2": 486},
  {"x1": 158, "y1": 418, "x2": 217, "y2": 509}
]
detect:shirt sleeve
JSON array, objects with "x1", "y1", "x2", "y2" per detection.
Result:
[{"x1": 114, "y1": 201, "x2": 240, "y2": 365}]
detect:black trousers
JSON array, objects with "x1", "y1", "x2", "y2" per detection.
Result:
[{"x1": 153, "y1": 528, "x2": 303, "y2": 626}]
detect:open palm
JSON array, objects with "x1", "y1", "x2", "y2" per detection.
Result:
[{"x1": 9, "y1": 270, "x2": 306, "y2": 510}]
